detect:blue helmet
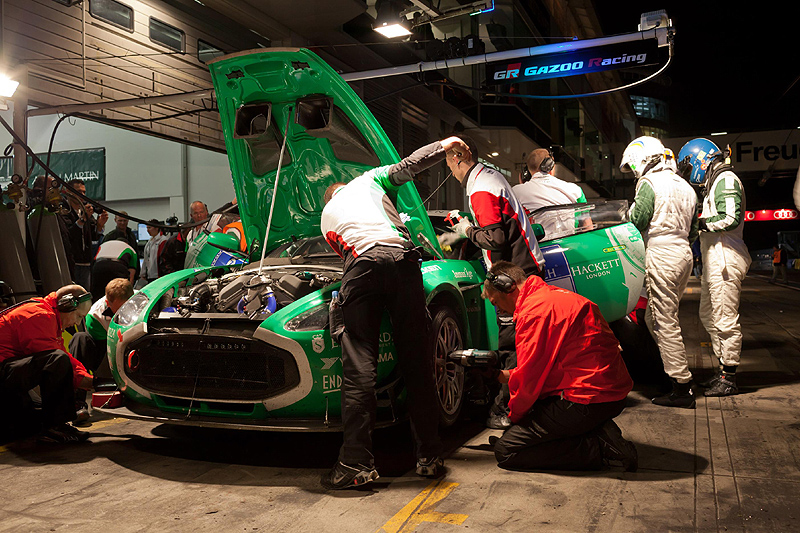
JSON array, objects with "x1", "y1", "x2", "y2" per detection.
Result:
[{"x1": 677, "y1": 138, "x2": 722, "y2": 185}]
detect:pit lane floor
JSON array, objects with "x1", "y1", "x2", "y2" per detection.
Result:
[{"x1": 2, "y1": 276, "x2": 799, "y2": 532}]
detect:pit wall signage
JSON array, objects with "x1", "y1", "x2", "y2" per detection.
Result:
[
  {"x1": 486, "y1": 40, "x2": 659, "y2": 85},
  {"x1": 744, "y1": 209, "x2": 798, "y2": 222},
  {"x1": 665, "y1": 131, "x2": 800, "y2": 174}
]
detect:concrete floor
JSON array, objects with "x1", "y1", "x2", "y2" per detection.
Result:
[{"x1": 2, "y1": 276, "x2": 799, "y2": 532}]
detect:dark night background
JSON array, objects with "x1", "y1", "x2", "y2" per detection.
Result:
[
  {"x1": 596, "y1": 2, "x2": 800, "y2": 254},
  {"x1": 595, "y1": 2, "x2": 800, "y2": 135}
]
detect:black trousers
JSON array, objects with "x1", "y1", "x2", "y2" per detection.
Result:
[
  {"x1": 336, "y1": 246, "x2": 442, "y2": 466},
  {"x1": 494, "y1": 396, "x2": 626, "y2": 471},
  {"x1": 0, "y1": 350, "x2": 76, "y2": 431},
  {"x1": 69, "y1": 332, "x2": 106, "y2": 402},
  {"x1": 91, "y1": 259, "x2": 129, "y2": 301}
]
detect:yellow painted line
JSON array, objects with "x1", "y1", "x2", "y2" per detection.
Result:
[
  {"x1": 700, "y1": 342, "x2": 711, "y2": 347},
  {"x1": 88, "y1": 417, "x2": 126, "y2": 430},
  {"x1": 377, "y1": 480, "x2": 468, "y2": 533}
]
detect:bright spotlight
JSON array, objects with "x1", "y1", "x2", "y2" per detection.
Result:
[{"x1": 0, "y1": 74, "x2": 19, "y2": 98}]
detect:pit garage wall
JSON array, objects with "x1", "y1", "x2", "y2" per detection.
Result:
[{"x1": 0, "y1": 105, "x2": 233, "y2": 223}]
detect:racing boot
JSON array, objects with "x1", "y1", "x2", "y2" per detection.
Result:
[
  {"x1": 652, "y1": 378, "x2": 695, "y2": 409},
  {"x1": 416, "y1": 457, "x2": 444, "y2": 478},
  {"x1": 73, "y1": 401, "x2": 90, "y2": 427},
  {"x1": 320, "y1": 461, "x2": 379, "y2": 490},
  {"x1": 699, "y1": 369, "x2": 723, "y2": 389},
  {"x1": 597, "y1": 420, "x2": 638, "y2": 472},
  {"x1": 704, "y1": 372, "x2": 738, "y2": 397}
]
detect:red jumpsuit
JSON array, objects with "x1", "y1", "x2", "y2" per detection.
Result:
[
  {"x1": 0, "y1": 293, "x2": 92, "y2": 430},
  {"x1": 495, "y1": 276, "x2": 633, "y2": 471},
  {"x1": 0, "y1": 293, "x2": 92, "y2": 388}
]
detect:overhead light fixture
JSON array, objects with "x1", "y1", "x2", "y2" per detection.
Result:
[
  {"x1": 375, "y1": 21, "x2": 412, "y2": 38},
  {"x1": 0, "y1": 74, "x2": 19, "y2": 98},
  {"x1": 374, "y1": 0, "x2": 412, "y2": 38},
  {"x1": 710, "y1": 132, "x2": 728, "y2": 136},
  {"x1": 490, "y1": 152, "x2": 499, "y2": 157}
]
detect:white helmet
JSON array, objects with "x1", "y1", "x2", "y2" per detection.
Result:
[{"x1": 619, "y1": 136, "x2": 666, "y2": 179}]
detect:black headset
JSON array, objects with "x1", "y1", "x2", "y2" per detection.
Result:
[
  {"x1": 57, "y1": 292, "x2": 92, "y2": 312},
  {"x1": 539, "y1": 153, "x2": 555, "y2": 174},
  {"x1": 486, "y1": 271, "x2": 516, "y2": 293},
  {"x1": 521, "y1": 149, "x2": 555, "y2": 183}
]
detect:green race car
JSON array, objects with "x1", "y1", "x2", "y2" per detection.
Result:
[{"x1": 100, "y1": 48, "x2": 645, "y2": 431}]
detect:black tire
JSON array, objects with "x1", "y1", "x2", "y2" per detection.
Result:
[{"x1": 430, "y1": 305, "x2": 465, "y2": 427}]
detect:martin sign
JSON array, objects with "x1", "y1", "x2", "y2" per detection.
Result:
[
  {"x1": 0, "y1": 148, "x2": 106, "y2": 200},
  {"x1": 486, "y1": 40, "x2": 659, "y2": 85}
]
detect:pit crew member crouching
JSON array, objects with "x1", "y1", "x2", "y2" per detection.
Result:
[{"x1": 482, "y1": 261, "x2": 638, "y2": 471}]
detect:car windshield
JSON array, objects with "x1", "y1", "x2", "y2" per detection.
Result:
[
  {"x1": 530, "y1": 199, "x2": 630, "y2": 242},
  {"x1": 268, "y1": 236, "x2": 341, "y2": 259}
]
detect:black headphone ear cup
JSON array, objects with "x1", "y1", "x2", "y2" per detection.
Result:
[
  {"x1": 57, "y1": 294, "x2": 77, "y2": 313},
  {"x1": 539, "y1": 156, "x2": 555, "y2": 174},
  {"x1": 521, "y1": 168, "x2": 532, "y2": 183},
  {"x1": 488, "y1": 272, "x2": 515, "y2": 293}
]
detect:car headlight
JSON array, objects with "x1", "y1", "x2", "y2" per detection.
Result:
[
  {"x1": 284, "y1": 301, "x2": 329, "y2": 331},
  {"x1": 113, "y1": 292, "x2": 150, "y2": 327}
]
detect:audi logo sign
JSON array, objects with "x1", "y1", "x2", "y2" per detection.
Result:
[{"x1": 744, "y1": 209, "x2": 799, "y2": 221}]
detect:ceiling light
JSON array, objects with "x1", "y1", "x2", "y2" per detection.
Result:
[
  {"x1": 374, "y1": 0, "x2": 412, "y2": 38},
  {"x1": 374, "y1": 21, "x2": 412, "y2": 38},
  {"x1": 710, "y1": 132, "x2": 728, "y2": 136},
  {"x1": 490, "y1": 152, "x2": 499, "y2": 157},
  {"x1": 0, "y1": 74, "x2": 19, "y2": 98}
]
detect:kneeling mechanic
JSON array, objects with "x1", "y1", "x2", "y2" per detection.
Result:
[{"x1": 481, "y1": 261, "x2": 638, "y2": 471}]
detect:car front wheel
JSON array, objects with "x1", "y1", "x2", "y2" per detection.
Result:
[{"x1": 430, "y1": 305, "x2": 465, "y2": 427}]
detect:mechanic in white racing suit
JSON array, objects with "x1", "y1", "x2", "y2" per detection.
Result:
[
  {"x1": 512, "y1": 148, "x2": 590, "y2": 239},
  {"x1": 319, "y1": 136, "x2": 469, "y2": 490},
  {"x1": 621, "y1": 136, "x2": 699, "y2": 408},
  {"x1": 678, "y1": 138, "x2": 751, "y2": 397}
]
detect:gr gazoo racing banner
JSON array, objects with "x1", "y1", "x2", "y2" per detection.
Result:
[{"x1": 486, "y1": 39, "x2": 660, "y2": 84}]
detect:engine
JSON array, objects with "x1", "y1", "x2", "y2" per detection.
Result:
[{"x1": 170, "y1": 266, "x2": 341, "y2": 319}]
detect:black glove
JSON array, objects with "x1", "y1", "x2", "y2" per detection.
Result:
[{"x1": 698, "y1": 219, "x2": 708, "y2": 231}]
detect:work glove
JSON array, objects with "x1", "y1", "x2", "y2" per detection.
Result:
[
  {"x1": 438, "y1": 231, "x2": 463, "y2": 248},
  {"x1": 438, "y1": 218, "x2": 473, "y2": 248},
  {"x1": 453, "y1": 217, "x2": 473, "y2": 238}
]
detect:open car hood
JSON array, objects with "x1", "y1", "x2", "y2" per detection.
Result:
[{"x1": 208, "y1": 48, "x2": 442, "y2": 258}]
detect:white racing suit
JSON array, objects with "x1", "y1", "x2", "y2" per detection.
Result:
[
  {"x1": 629, "y1": 165, "x2": 699, "y2": 383},
  {"x1": 698, "y1": 166, "x2": 750, "y2": 369},
  {"x1": 512, "y1": 172, "x2": 588, "y2": 240}
]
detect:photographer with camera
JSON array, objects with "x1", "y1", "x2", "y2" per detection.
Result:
[
  {"x1": 61, "y1": 179, "x2": 108, "y2": 290},
  {"x1": 478, "y1": 261, "x2": 638, "y2": 472}
]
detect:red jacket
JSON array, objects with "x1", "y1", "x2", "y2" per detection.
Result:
[
  {"x1": 0, "y1": 293, "x2": 92, "y2": 389},
  {"x1": 508, "y1": 276, "x2": 633, "y2": 423}
]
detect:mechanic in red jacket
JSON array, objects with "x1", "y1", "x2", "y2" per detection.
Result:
[
  {"x1": 0, "y1": 285, "x2": 95, "y2": 443},
  {"x1": 482, "y1": 261, "x2": 638, "y2": 471}
]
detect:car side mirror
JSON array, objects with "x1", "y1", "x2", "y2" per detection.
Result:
[
  {"x1": 206, "y1": 232, "x2": 242, "y2": 254},
  {"x1": 531, "y1": 223, "x2": 546, "y2": 240}
]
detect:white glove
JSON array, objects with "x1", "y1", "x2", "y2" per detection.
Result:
[
  {"x1": 438, "y1": 231, "x2": 463, "y2": 248},
  {"x1": 453, "y1": 217, "x2": 473, "y2": 238}
]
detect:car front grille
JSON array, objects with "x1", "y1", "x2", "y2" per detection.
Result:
[{"x1": 125, "y1": 333, "x2": 300, "y2": 401}]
